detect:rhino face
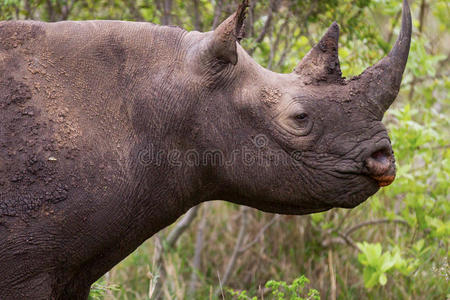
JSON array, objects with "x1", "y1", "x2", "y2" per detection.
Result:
[
  {"x1": 257, "y1": 82, "x2": 395, "y2": 211},
  {"x1": 185, "y1": 0, "x2": 411, "y2": 214}
]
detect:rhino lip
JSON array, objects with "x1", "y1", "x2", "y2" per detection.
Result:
[{"x1": 372, "y1": 174, "x2": 396, "y2": 187}]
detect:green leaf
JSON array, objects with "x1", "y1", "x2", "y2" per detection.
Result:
[{"x1": 379, "y1": 273, "x2": 387, "y2": 286}]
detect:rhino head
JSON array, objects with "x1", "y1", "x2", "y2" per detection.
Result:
[{"x1": 180, "y1": 0, "x2": 412, "y2": 214}]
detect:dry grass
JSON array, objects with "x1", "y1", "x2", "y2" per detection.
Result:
[{"x1": 94, "y1": 193, "x2": 447, "y2": 299}]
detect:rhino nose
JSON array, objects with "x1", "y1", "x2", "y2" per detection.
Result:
[{"x1": 365, "y1": 147, "x2": 396, "y2": 187}]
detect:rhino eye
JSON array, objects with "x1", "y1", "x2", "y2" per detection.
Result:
[
  {"x1": 295, "y1": 113, "x2": 308, "y2": 121},
  {"x1": 279, "y1": 110, "x2": 313, "y2": 137}
]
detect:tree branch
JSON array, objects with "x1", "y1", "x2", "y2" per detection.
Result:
[
  {"x1": 323, "y1": 218, "x2": 409, "y2": 251},
  {"x1": 248, "y1": 0, "x2": 279, "y2": 55},
  {"x1": 150, "y1": 206, "x2": 200, "y2": 299},
  {"x1": 212, "y1": 0, "x2": 224, "y2": 29},
  {"x1": 344, "y1": 218, "x2": 409, "y2": 237},
  {"x1": 248, "y1": 0, "x2": 256, "y2": 37},
  {"x1": 166, "y1": 205, "x2": 200, "y2": 248},
  {"x1": 328, "y1": 249, "x2": 336, "y2": 300},
  {"x1": 268, "y1": 17, "x2": 289, "y2": 70},
  {"x1": 239, "y1": 214, "x2": 279, "y2": 253},
  {"x1": 188, "y1": 204, "x2": 208, "y2": 295},
  {"x1": 409, "y1": 0, "x2": 427, "y2": 100}
]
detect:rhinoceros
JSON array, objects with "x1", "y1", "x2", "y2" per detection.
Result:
[{"x1": 0, "y1": 0, "x2": 411, "y2": 298}]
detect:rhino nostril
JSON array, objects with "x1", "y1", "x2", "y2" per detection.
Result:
[
  {"x1": 366, "y1": 150, "x2": 390, "y2": 174},
  {"x1": 365, "y1": 147, "x2": 396, "y2": 187},
  {"x1": 371, "y1": 149, "x2": 390, "y2": 164}
]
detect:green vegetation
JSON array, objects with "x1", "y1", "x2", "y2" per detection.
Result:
[
  {"x1": 228, "y1": 275, "x2": 320, "y2": 299},
  {"x1": 2, "y1": 0, "x2": 448, "y2": 299}
]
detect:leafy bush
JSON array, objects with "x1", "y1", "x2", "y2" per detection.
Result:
[{"x1": 228, "y1": 275, "x2": 320, "y2": 300}]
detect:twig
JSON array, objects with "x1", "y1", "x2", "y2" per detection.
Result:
[
  {"x1": 335, "y1": 210, "x2": 352, "y2": 232},
  {"x1": 324, "y1": 218, "x2": 410, "y2": 251},
  {"x1": 248, "y1": 0, "x2": 256, "y2": 37},
  {"x1": 274, "y1": 21, "x2": 293, "y2": 70},
  {"x1": 191, "y1": 0, "x2": 203, "y2": 31},
  {"x1": 386, "y1": 9, "x2": 402, "y2": 44},
  {"x1": 215, "y1": 206, "x2": 249, "y2": 296},
  {"x1": 418, "y1": 0, "x2": 428, "y2": 33},
  {"x1": 150, "y1": 235, "x2": 164, "y2": 300},
  {"x1": 336, "y1": 231, "x2": 359, "y2": 250},
  {"x1": 344, "y1": 218, "x2": 409, "y2": 237},
  {"x1": 212, "y1": 0, "x2": 224, "y2": 29},
  {"x1": 128, "y1": 0, "x2": 144, "y2": 21},
  {"x1": 409, "y1": 0, "x2": 427, "y2": 100},
  {"x1": 255, "y1": 0, "x2": 277, "y2": 44},
  {"x1": 328, "y1": 249, "x2": 336, "y2": 300},
  {"x1": 268, "y1": 18, "x2": 289, "y2": 70},
  {"x1": 166, "y1": 205, "x2": 200, "y2": 248},
  {"x1": 151, "y1": 206, "x2": 200, "y2": 299},
  {"x1": 248, "y1": 0, "x2": 279, "y2": 55},
  {"x1": 239, "y1": 214, "x2": 279, "y2": 253},
  {"x1": 188, "y1": 204, "x2": 208, "y2": 295},
  {"x1": 217, "y1": 270, "x2": 225, "y2": 300}
]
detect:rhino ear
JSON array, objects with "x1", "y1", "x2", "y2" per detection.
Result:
[{"x1": 207, "y1": 0, "x2": 248, "y2": 65}]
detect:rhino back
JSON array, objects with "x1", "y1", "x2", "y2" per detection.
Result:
[{"x1": 0, "y1": 21, "x2": 187, "y2": 227}]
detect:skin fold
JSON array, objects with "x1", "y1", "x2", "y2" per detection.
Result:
[{"x1": 0, "y1": 0, "x2": 411, "y2": 298}]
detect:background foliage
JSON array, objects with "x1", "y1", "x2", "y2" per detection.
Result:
[{"x1": 1, "y1": 0, "x2": 448, "y2": 299}]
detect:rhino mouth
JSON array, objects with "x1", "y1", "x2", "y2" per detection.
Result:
[
  {"x1": 337, "y1": 176, "x2": 380, "y2": 208},
  {"x1": 252, "y1": 199, "x2": 334, "y2": 216}
]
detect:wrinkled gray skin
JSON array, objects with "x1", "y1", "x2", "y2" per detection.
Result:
[{"x1": 0, "y1": 0, "x2": 411, "y2": 298}]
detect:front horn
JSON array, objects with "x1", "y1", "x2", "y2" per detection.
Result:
[{"x1": 350, "y1": 0, "x2": 412, "y2": 118}]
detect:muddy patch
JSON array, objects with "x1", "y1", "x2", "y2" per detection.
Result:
[
  {"x1": 0, "y1": 22, "x2": 44, "y2": 51},
  {"x1": 0, "y1": 77, "x2": 71, "y2": 218}
]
